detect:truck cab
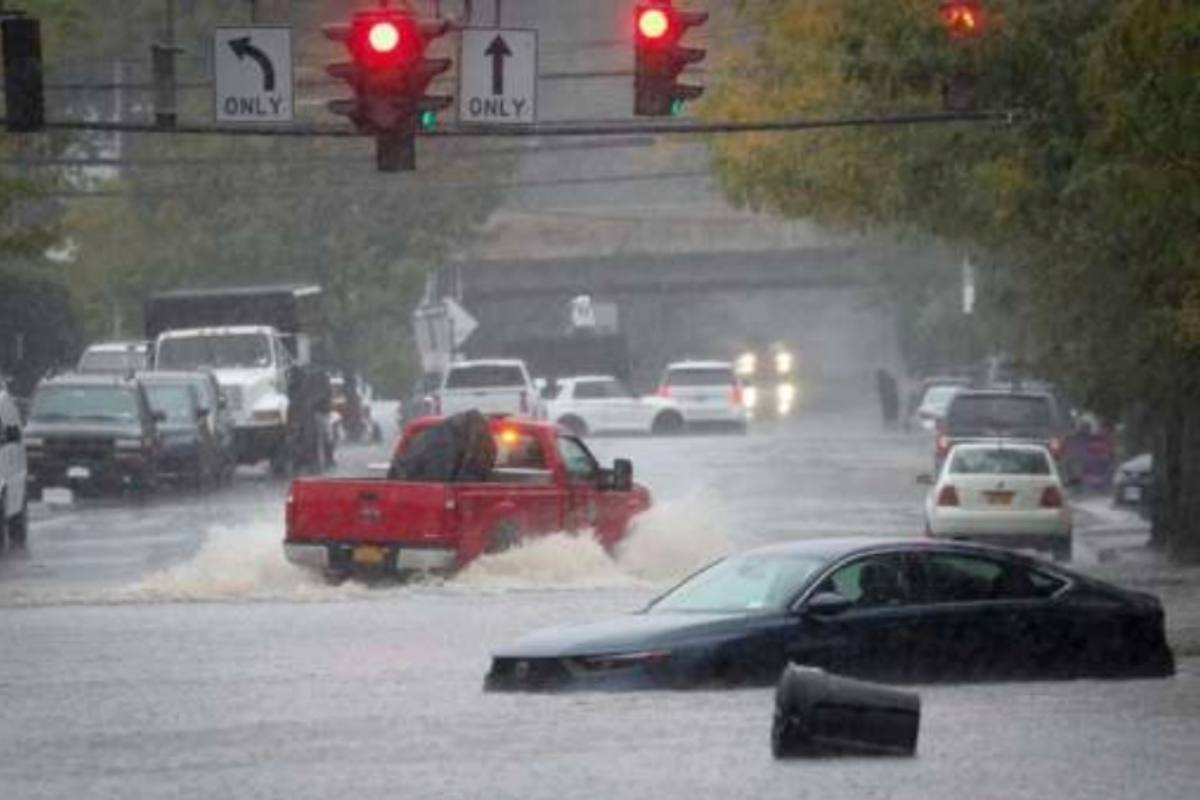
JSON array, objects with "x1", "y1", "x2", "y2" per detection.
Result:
[{"x1": 153, "y1": 325, "x2": 294, "y2": 470}]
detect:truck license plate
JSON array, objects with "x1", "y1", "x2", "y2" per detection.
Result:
[{"x1": 352, "y1": 545, "x2": 386, "y2": 566}]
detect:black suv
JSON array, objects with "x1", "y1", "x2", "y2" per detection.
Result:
[
  {"x1": 24, "y1": 374, "x2": 164, "y2": 497},
  {"x1": 935, "y1": 388, "x2": 1074, "y2": 473}
]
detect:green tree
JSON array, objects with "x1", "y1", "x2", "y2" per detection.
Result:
[{"x1": 705, "y1": 0, "x2": 1200, "y2": 559}]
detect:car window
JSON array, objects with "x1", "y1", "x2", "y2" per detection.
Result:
[
  {"x1": 946, "y1": 395, "x2": 1056, "y2": 434},
  {"x1": 444, "y1": 365, "x2": 527, "y2": 389},
  {"x1": 494, "y1": 431, "x2": 547, "y2": 470},
  {"x1": 920, "y1": 384, "x2": 962, "y2": 410},
  {"x1": 603, "y1": 380, "x2": 633, "y2": 398},
  {"x1": 814, "y1": 553, "x2": 912, "y2": 608},
  {"x1": 914, "y1": 553, "x2": 1063, "y2": 603},
  {"x1": 665, "y1": 367, "x2": 735, "y2": 387},
  {"x1": 573, "y1": 381, "x2": 607, "y2": 400},
  {"x1": 556, "y1": 436, "x2": 598, "y2": 481},
  {"x1": 156, "y1": 334, "x2": 272, "y2": 370},
  {"x1": 650, "y1": 553, "x2": 826, "y2": 613},
  {"x1": 949, "y1": 448, "x2": 1052, "y2": 475},
  {"x1": 78, "y1": 349, "x2": 146, "y2": 373}
]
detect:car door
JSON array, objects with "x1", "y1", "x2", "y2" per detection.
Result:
[
  {"x1": 905, "y1": 550, "x2": 1069, "y2": 680},
  {"x1": 554, "y1": 435, "x2": 601, "y2": 532},
  {"x1": 601, "y1": 379, "x2": 644, "y2": 432},
  {"x1": 571, "y1": 380, "x2": 611, "y2": 433},
  {"x1": 784, "y1": 552, "x2": 921, "y2": 682}
]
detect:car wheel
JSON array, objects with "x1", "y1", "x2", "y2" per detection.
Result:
[
  {"x1": 557, "y1": 416, "x2": 588, "y2": 437},
  {"x1": 650, "y1": 410, "x2": 684, "y2": 436},
  {"x1": 486, "y1": 520, "x2": 521, "y2": 554}
]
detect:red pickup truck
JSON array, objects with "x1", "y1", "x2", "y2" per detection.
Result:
[{"x1": 284, "y1": 415, "x2": 652, "y2": 578}]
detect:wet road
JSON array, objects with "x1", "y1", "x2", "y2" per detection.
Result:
[{"x1": 2, "y1": 404, "x2": 1197, "y2": 800}]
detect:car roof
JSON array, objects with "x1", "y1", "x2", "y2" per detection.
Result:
[
  {"x1": 83, "y1": 340, "x2": 148, "y2": 353},
  {"x1": 952, "y1": 388, "x2": 1054, "y2": 400},
  {"x1": 157, "y1": 326, "x2": 273, "y2": 337},
  {"x1": 558, "y1": 375, "x2": 618, "y2": 383},
  {"x1": 448, "y1": 359, "x2": 527, "y2": 368},
  {"x1": 736, "y1": 535, "x2": 1056, "y2": 568},
  {"x1": 946, "y1": 440, "x2": 1052, "y2": 454},
  {"x1": 136, "y1": 370, "x2": 213, "y2": 383},
  {"x1": 665, "y1": 360, "x2": 735, "y2": 370},
  {"x1": 40, "y1": 373, "x2": 142, "y2": 388}
]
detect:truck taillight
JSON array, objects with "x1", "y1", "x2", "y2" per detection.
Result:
[
  {"x1": 285, "y1": 492, "x2": 295, "y2": 531},
  {"x1": 731, "y1": 384, "x2": 743, "y2": 407},
  {"x1": 937, "y1": 485, "x2": 960, "y2": 507},
  {"x1": 1040, "y1": 486, "x2": 1063, "y2": 508},
  {"x1": 935, "y1": 433, "x2": 950, "y2": 459},
  {"x1": 657, "y1": 385, "x2": 671, "y2": 398}
]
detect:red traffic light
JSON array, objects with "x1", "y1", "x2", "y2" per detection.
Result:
[
  {"x1": 367, "y1": 21, "x2": 401, "y2": 54},
  {"x1": 939, "y1": 1, "x2": 985, "y2": 39},
  {"x1": 638, "y1": 8, "x2": 670, "y2": 41}
]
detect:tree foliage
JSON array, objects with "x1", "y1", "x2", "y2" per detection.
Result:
[{"x1": 705, "y1": 0, "x2": 1200, "y2": 558}]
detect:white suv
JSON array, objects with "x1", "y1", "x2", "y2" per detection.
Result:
[
  {"x1": 657, "y1": 361, "x2": 749, "y2": 432},
  {"x1": 1, "y1": 383, "x2": 29, "y2": 553}
]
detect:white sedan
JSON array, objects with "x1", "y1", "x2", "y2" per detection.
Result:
[
  {"x1": 544, "y1": 376, "x2": 685, "y2": 436},
  {"x1": 922, "y1": 441, "x2": 1073, "y2": 561}
]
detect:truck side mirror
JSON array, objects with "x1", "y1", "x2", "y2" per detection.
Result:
[{"x1": 611, "y1": 458, "x2": 633, "y2": 492}]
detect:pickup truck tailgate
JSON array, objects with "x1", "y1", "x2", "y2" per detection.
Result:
[{"x1": 287, "y1": 479, "x2": 451, "y2": 545}]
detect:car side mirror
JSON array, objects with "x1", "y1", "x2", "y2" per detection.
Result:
[
  {"x1": 3, "y1": 424, "x2": 20, "y2": 444},
  {"x1": 916, "y1": 473, "x2": 934, "y2": 486},
  {"x1": 611, "y1": 458, "x2": 633, "y2": 492},
  {"x1": 803, "y1": 592, "x2": 855, "y2": 618}
]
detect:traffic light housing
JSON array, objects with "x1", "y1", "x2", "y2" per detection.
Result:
[
  {"x1": 324, "y1": 7, "x2": 452, "y2": 172},
  {"x1": 938, "y1": 1, "x2": 986, "y2": 111},
  {"x1": 2, "y1": 13, "x2": 45, "y2": 132},
  {"x1": 634, "y1": 2, "x2": 708, "y2": 117}
]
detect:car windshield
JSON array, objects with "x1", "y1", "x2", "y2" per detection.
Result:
[
  {"x1": 445, "y1": 365, "x2": 526, "y2": 389},
  {"x1": 949, "y1": 448, "x2": 1052, "y2": 476},
  {"x1": 648, "y1": 553, "x2": 826, "y2": 613},
  {"x1": 665, "y1": 367, "x2": 735, "y2": 387},
  {"x1": 145, "y1": 384, "x2": 195, "y2": 421},
  {"x1": 156, "y1": 334, "x2": 272, "y2": 370},
  {"x1": 30, "y1": 385, "x2": 139, "y2": 422}
]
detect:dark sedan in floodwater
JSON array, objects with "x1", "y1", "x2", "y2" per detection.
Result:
[{"x1": 485, "y1": 537, "x2": 1174, "y2": 691}]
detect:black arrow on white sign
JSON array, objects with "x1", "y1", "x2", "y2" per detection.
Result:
[
  {"x1": 229, "y1": 37, "x2": 276, "y2": 92},
  {"x1": 484, "y1": 35, "x2": 512, "y2": 96}
]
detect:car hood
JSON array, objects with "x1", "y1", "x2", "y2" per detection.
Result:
[
  {"x1": 492, "y1": 611, "x2": 758, "y2": 658},
  {"x1": 24, "y1": 420, "x2": 143, "y2": 438}
]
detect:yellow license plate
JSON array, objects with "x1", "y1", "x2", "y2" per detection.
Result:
[
  {"x1": 985, "y1": 492, "x2": 1014, "y2": 506},
  {"x1": 352, "y1": 546, "x2": 387, "y2": 566}
]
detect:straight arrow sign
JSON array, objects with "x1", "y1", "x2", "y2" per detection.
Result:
[{"x1": 485, "y1": 35, "x2": 512, "y2": 96}]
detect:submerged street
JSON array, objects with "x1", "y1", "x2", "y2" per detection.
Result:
[{"x1": 2, "y1": 403, "x2": 1196, "y2": 800}]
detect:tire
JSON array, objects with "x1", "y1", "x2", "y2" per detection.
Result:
[
  {"x1": 650, "y1": 411, "x2": 684, "y2": 436},
  {"x1": 486, "y1": 520, "x2": 521, "y2": 554},
  {"x1": 771, "y1": 711, "x2": 806, "y2": 759},
  {"x1": 557, "y1": 416, "x2": 588, "y2": 437}
]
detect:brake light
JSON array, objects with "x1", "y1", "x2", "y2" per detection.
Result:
[
  {"x1": 1040, "y1": 486, "x2": 1063, "y2": 508},
  {"x1": 657, "y1": 385, "x2": 671, "y2": 398},
  {"x1": 1048, "y1": 436, "x2": 1064, "y2": 459},
  {"x1": 731, "y1": 384, "x2": 743, "y2": 407},
  {"x1": 285, "y1": 492, "x2": 295, "y2": 532},
  {"x1": 937, "y1": 485, "x2": 960, "y2": 507}
]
